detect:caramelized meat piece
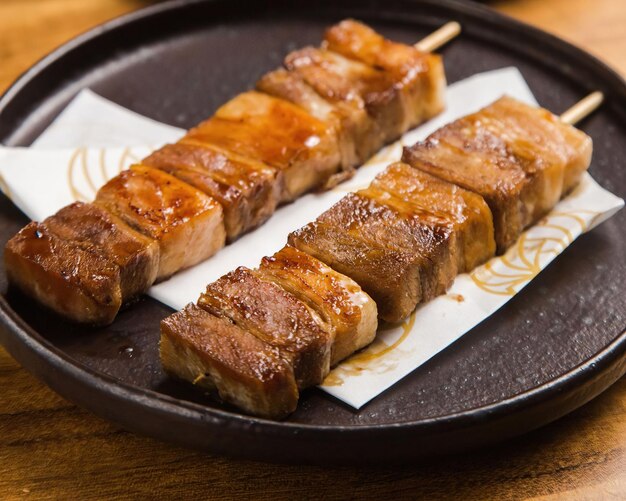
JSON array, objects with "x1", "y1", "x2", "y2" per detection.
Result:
[
  {"x1": 198, "y1": 267, "x2": 333, "y2": 388},
  {"x1": 5, "y1": 222, "x2": 122, "y2": 325},
  {"x1": 367, "y1": 163, "x2": 495, "y2": 272},
  {"x1": 479, "y1": 96, "x2": 592, "y2": 195},
  {"x1": 290, "y1": 221, "x2": 420, "y2": 323},
  {"x1": 289, "y1": 193, "x2": 455, "y2": 322},
  {"x1": 258, "y1": 245, "x2": 378, "y2": 366},
  {"x1": 43, "y1": 202, "x2": 159, "y2": 301},
  {"x1": 318, "y1": 194, "x2": 458, "y2": 299},
  {"x1": 284, "y1": 47, "x2": 387, "y2": 160},
  {"x1": 95, "y1": 165, "x2": 225, "y2": 280},
  {"x1": 184, "y1": 91, "x2": 341, "y2": 201},
  {"x1": 403, "y1": 124, "x2": 527, "y2": 253},
  {"x1": 403, "y1": 97, "x2": 592, "y2": 253},
  {"x1": 257, "y1": 68, "x2": 362, "y2": 171},
  {"x1": 161, "y1": 304, "x2": 298, "y2": 419},
  {"x1": 143, "y1": 142, "x2": 281, "y2": 240},
  {"x1": 324, "y1": 19, "x2": 446, "y2": 122}
]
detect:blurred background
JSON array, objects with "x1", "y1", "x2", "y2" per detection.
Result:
[{"x1": 0, "y1": 0, "x2": 624, "y2": 93}]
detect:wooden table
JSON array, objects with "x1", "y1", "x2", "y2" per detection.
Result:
[{"x1": 1, "y1": 1, "x2": 624, "y2": 499}]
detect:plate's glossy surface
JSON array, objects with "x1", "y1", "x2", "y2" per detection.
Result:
[{"x1": 0, "y1": 0, "x2": 624, "y2": 464}]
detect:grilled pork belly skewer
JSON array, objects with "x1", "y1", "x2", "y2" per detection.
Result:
[
  {"x1": 159, "y1": 93, "x2": 598, "y2": 417},
  {"x1": 5, "y1": 20, "x2": 457, "y2": 326},
  {"x1": 257, "y1": 246, "x2": 378, "y2": 366},
  {"x1": 142, "y1": 143, "x2": 282, "y2": 241},
  {"x1": 161, "y1": 303, "x2": 300, "y2": 419},
  {"x1": 182, "y1": 91, "x2": 342, "y2": 203},
  {"x1": 161, "y1": 246, "x2": 377, "y2": 418},
  {"x1": 292, "y1": 95, "x2": 595, "y2": 320}
]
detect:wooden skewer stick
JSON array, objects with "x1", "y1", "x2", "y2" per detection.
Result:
[
  {"x1": 415, "y1": 21, "x2": 462, "y2": 52},
  {"x1": 560, "y1": 91, "x2": 604, "y2": 125},
  {"x1": 415, "y1": 23, "x2": 601, "y2": 125}
]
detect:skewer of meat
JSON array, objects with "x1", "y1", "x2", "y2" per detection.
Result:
[
  {"x1": 160, "y1": 93, "x2": 600, "y2": 418},
  {"x1": 5, "y1": 20, "x2": 459, "y2": 325}
]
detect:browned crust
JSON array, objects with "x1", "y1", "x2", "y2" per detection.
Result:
[
  {"x1": 161, "y1": 304, "x2": 298, "y2": 419},
  {"x1": 143, "y1": 142, "x2": 280, "y2": 241},
  {"x1": 5, "y1": 222, "x2": 122, "y2": 325},
  {"x1": 198, "y1": 267, "x2": 333, "y2": 388}
]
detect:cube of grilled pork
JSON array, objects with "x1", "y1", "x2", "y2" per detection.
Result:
[
  {"x1": 258, "y1": 245, "x2": 378, "y2": 366},
  {"x1": 142, "y1": 142, "x2": 281, "y2": 241},
  {"x1": 367, "y1": 163, "x2": 495, "y2": 272},
  {"x1": 257, "y1": 68, "x2": 362, "y2": 172},
  {"x1": 289, "y1": 193, "x2": 456, "y2": 323},
  {"x1": 5, "y1": 222, "x2": 122, "y2": 325},
  {"x1": 324, "y1": 19, "x2": 446, "y2": 122},
  {"x1": 403, "y1": 122, "x2": 527, "y2": 254},
  {"x1": 43, "y1": 202, "x2": 159, "y2": 301},
  {"x1": 284, "y1": 47, "x2": 388, "y2": 160},
  {"x1": 95, "y1": 165, "x2": 225, "y2": 280},
  {"x1": 184, "y1": 91, "x2": 341, "y2": 202},
  {"x1": 161, "y1": 304, "x2": 298, "y2": 419},
  {"x1": 198, "y1": 267, "x2": 333, "y2": 388},
  {"x1": 477, "y1": 96, "x2": 592, "y2": 195},
  {"x1": 402, "y1": 97, "x2": 592, "y2": 253}
]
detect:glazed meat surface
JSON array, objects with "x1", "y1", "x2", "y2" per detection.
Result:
[
  {"x1": 143, "y1": 142, "x2": 281, "y2": 240},
  {"x1": 289, "y1": 220, "x2": 420, "y2": 324},
  {"x1": 289, "y1": 193, "x2": 455, "y2": 322},
  {"x1": 324, "y1": 19, "x2": 446, "y2": 125},
  {"x1": 478, "y1": 96, "x2": 592, "y2": 194},
  {"x1": 403, "y1": 96, "x2": 592, "y2": 252},
  {"x1": 5, "y1": 222, "x2": 122, "y2": 325},
  {"x1": 257, "y1": 68, "x2": 361, "y2": 175},
  {"x1": 258, "y1": 245, "x2": 378, "y2": 366},
  {"x1": 95, "y1": 165, "x2": 225, "y2": 280},
  {"x1": 161, "y1": 304, "x2": 298, "y2": 419},
  {"x1": 184, "y1": 91, "x2": 341, "y2": 202},
  {"x1": 284, "y1": 47, "x2": 390, "y2": 160},
  {"x1": 198, "y1": 267, "x2": 333, "y2": 388},
  {"x1": 403, "y1": 122, "x2": 528, "y2": 253},
  {"x1": 43, "y1": 202, "x2": 159, "y2": 301},
  {"x1": 367, "y1": 163, "x2": 495, "y2": 272}
]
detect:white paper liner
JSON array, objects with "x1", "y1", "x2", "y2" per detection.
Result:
[{"x1": 0, "y1": 67, "x2": 622, "y2": 408}]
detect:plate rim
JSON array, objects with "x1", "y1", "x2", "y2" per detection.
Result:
[
  {"x1": 0, "y1": 0, "x2": 625, "y2": 460},
  {"x1": 2, "y1": 294, "x2": 626, "y2": 436}
]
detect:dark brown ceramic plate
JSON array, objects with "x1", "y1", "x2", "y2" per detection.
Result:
[{"x1": 0, "y1": 0, "x2": 624, "y2": 465}]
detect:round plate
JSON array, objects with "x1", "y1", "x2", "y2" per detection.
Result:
[{"x1": 0, "y1": 0, "x2": 624, "y2": 464}]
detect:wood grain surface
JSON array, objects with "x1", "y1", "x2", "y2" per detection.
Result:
[{"x1": 1, "y1": 0, "x2": 625, "y2": 499}]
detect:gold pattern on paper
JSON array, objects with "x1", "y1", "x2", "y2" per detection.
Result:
[
  {"x1": 118, "y1": 146, "x2": 140, "y2": 173},
  {"x1": 470, "y1": 210, "x2": 599, "y2": 296},
  {"x1": 0, "y1": 171, "x2": 13, "y2": 201},
  {"x1": 67, "y1": 147, "x2": 90, "y2": 202},
  {"x1": 99, "y1": 148, "x2": 108, "y2": 185},
  {"x1": 323, "y1": 312, "x2": 416, "y2": 386},
  {"x1": 67, "y1": 147, "x2": 143, "y2": 201}
]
